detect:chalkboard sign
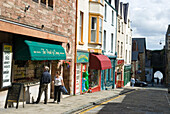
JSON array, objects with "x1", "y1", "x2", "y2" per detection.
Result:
[{"x1": 5, "y1": 83, "x2": 24, "y2": 109}]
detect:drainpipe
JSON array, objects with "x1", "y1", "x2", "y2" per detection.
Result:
[{"x1": 74, "y1": 0, "x2": 78, "y2": 95}]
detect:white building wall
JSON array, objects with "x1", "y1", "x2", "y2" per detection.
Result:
[
  {"x1": 103, "y1": 1, "x2": 117, "y2": 56},
  {"x1": 77, "y1": 0, "x2": 89, "y2": 51}
]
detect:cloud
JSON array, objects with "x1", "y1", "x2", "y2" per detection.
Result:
[{"x1": 123, "y1": 0, "x2": 170, "y2": 50}]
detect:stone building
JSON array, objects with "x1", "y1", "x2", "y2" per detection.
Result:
[{"x1": 0, "y1": 0, "x2": 76, "y2": 107}]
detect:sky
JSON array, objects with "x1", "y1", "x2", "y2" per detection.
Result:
[{"x1": 123, "y1": 0, "x2": 170, "y2": 50}]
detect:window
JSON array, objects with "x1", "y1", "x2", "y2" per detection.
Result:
[
  {"x1": 89, "y1": 14, "x2": 103, "y2": 44},
  {"x1": 41, "y1": 0, "x2": 46, "y2": 5},
  {"x1": 111, "y1": 33, "x2": 113, "y2": 53},
  {"x1": 109, "y1": 0, "x2": 112, "y2": 4},
  {"x1": 79, "y1": 11, "x2": 84, "y2": 44},
  {"x1": 99, "y1": 18, "x2": 102, "y2": 43},
  {"x1": 129, "y1": 37, "x2": 131, "y2": 45},
  {"x1": 91, "y1": 17, "x2": 97, "y2": 42},
  {"x1": 48, "y1": 0, "x2": 53, "y2": 8},
  {"x1": 121, "y1": 22, "x2": 123, "y2": 34},
  {"x1": 126, "y1": 35, "x2": 128, "y2": 44},
  {"x1": 129, "y1": 51, "x2": 131, "y2": 63},
  {"x1": 33, "y1": 0, "x2": 38, "y2": 3},
  {"x1": 104, "y1": 4, "x2": 107, "y2": 21},
  {"x1": 89, "y1": 69, "x2": 99, "y2": 88},
  {"x1": 112, "y1": 10, "x2": 114, "y2": 25},
  {"x1": 118, "y1": 19, "x2": 120, "y2": 32},
  {"x1": 121, "y1": 42, "x2": 123, "y2": 58},
  {"x1": 125, "y1": 50, "x2": 127, "y2": 63},
  {"x1": 128, "y1": 19, "x2": 130, "y2": 28},
  {"x1": 103, "y1": 30, "x2": 106, "y2": 51},
  {"x1": 117, "y1": 41, "x2": 119, "y2": 57}
]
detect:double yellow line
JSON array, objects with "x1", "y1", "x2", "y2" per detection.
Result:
[{"x1": 80, "y1": 90, "x2": 136, "y2": 114}]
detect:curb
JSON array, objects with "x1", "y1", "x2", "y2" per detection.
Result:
[{"x1": 63, "y1": 88, "x2": 136, "y2": 114}]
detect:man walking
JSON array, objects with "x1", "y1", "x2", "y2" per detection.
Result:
[{"x1": 35, "y1": 66, "x2": 51, "y2": 104}]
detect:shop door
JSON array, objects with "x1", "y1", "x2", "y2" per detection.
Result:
[
  {"x1": 76, "y1": 64, "x2": 81, "y2": 94},
  {"x1": 101, "y1": 70, "x2": 105, "y2": 90},
  {"x1": 105, "y1": 69, "x2": 113, "y2": 90},
  {"x1": 63, "y1": 62, "x2": 71, "y2": 94}
]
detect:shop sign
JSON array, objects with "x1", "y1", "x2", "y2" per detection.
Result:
[
  {"x1": 2, "y1": 44, "x2": 12, "y2": 88},
  {"x1": 77, "y1": 52, "x2": 89, "y2": 63}
]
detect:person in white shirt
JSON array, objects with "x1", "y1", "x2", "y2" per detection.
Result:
[{"x1": 53, "y1": 71, "x2": 64, "y2": 104}]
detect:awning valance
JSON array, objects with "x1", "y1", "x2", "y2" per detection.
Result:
[
  {"x1": 14, "y1": 40, "x2": 66, "y2": 60},
  {"x1": 89, "y1": 54, "x2": 112, "y2": 70}
]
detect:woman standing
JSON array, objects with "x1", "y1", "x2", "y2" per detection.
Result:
[
  {"x1": 54, "y1": 71, "x2": 64, "y2": 104},
  {"x1": 131, "y1": 76, "x2": 135, "y2": 88}
]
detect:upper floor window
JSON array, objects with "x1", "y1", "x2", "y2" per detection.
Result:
[
  {"x1": 121, "y1": 22, "x2": 123, "y2": 34},
  {"x1": 48, "y1": 0, "x2": 53, "y2": 8},
  {"x1": 111, "y1": 33, "x2": 114, "y2": 53},
  {"x1": 89, "y1": 14, "x2": 103, "y2": 44},
  {"x1": 91, "y1": 17, "x2": 97, "y2": 42},
  {"x1": 112, "y1": 10, "x2": 114, "y2": 25},
  {"x1": 121, "y1": 42, "x2": 123, "y2": 58},
  {"x1": 126, "y1": 35, "x2": 128, "y2": 44},
  {"x1": 99, "y1": 18, "x2": 102, "y2": 43},
  {"x1": 41, "y1": 0, "x2": 46, "y2": 5},
  {"x1": 103, "y1": 30, "x2": 106, "y2": 51},
  {"x1": 79, "y1": 11, "x2": 84, "y2": 45},
  {"x1": 109, "y1": 0, "x2": 112, "y2": 4},
  {"x1": 104, "y1": 4, "x2": 107, "y2": 21},
  {"x1": 118, "y1": 19, "x2": 120, "y2": 32},
  {"x1": 117, "y1": 41, "x2": 119, "y2": 57}
]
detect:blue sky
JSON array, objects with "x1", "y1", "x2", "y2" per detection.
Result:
[{"x1": 123, "y1": 0, "x2": 170, "y2": 50}]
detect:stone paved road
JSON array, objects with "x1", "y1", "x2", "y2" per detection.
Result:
[{"x1": 80, "y1": 88, "x2": 170, "y2": 114}]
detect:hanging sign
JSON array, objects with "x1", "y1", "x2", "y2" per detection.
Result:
[{"x1": 2, "y1": 44, "x2": 13, "y2": 88}]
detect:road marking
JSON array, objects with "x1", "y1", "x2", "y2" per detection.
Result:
[
  {"x1": 80, "y1": 90, "x2": 136, "y2": 114},
  {"x1": 165, "y1": 93, "x2": 170, "y2": 106}
]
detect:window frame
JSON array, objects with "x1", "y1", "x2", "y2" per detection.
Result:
[
  {"x1": 89, "y1": 13, "x2": 103, "y2": 45},
  {"x1": 111, "y1": 10, "x2": 114, "y2": 26},
  {"x1": 111, "y1": 33, "x2": 114, "y2": 53},
  {"x1": 79, "y1": 11, "x2": 84, "y2": 45}
]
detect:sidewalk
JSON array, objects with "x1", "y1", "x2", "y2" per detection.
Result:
[{"x1": 0, "y1": 86, "x2": 136, "y2": 114}]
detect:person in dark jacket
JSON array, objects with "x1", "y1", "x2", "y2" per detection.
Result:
[{"x1": 35, "y1": 66, "x2": 51, "y2": 104}]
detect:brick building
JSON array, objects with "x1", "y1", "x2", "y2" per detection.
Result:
[{"x1": 0, "y1": 0, "x2": 76, "y2": 107}]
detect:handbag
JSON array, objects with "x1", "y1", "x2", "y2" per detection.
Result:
[{"x1": 60, "y1": 86, "x2": 68, "y2": 94}]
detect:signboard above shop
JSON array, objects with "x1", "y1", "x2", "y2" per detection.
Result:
[{"x1": 77, "y1": 51, "x2": 89, "y2": 63}]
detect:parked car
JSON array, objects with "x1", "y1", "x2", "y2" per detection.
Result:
[{"x1": 134, "y1": 79, "x2": 148, "y2": 87}]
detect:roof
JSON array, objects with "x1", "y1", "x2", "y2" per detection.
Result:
[
  {"x1": 132, "y1": 38, "x2": 146, "y2": 53},
  {"x1": 132, "y1": 51, "x2": 139, "y2": 61}
]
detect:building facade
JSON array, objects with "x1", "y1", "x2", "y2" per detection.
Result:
[
  {"x1": 0, "y1": 0, "x2": 76, "y2": 108},
  {"x1": 102, "y1": 0, "x2": 117, "y2": 90}
]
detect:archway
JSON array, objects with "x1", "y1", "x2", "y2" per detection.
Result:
[{"x1": 154, "y1": 71, "x2": 163, "y2": 84}]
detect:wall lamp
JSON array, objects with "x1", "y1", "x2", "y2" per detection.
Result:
[{"x1": 24, "y1": 5, "x2": 30, "y2": 12}]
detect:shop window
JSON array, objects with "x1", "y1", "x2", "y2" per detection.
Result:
[
  {"x1": 89, "y1": 14, "x2": 103, "y2": 44},
  {"x1": 89, "y1": 69, "x2": 99, "y2": 88}
]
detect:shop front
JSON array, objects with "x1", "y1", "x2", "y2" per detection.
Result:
[
  {"x1": 75, "y1": 51, "x2": 89, "y2": 94},
  {"x1": 115, "y1": 59, "x2": 124, "y2": 88},
  {"x1": 89, "y1": 54, "x2": 112, "y2": 92},
  {"x1": 124, "y1": 65, "x2": 131, "y2": 86},
  {"x1": 0, "y1": 37, "x2": 66, "y2": 107},
  {"x1": 101, "y1": 56, "x2": 117, "y2": 90}
]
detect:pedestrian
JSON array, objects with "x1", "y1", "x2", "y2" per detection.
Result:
[
  {"x1": 53, "y1": 71, "x2": 64, "y2": 104},
  {"x1": 35, "y1": 66, "x2": 51, "y2": 104},
  {"x1": 131, "y1": 76, "x2": 135, "y2": 88}
]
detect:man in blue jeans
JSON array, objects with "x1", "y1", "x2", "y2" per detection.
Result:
[{"x1": 35, "y1": 66, "x2": 51, "y2": 104}]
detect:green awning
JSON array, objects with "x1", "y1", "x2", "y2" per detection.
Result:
[{"x1": 14, "y1": 40, "x2": 66, "y2": 60}]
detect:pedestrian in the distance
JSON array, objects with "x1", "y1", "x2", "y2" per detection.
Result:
[
  {"x1": 35, "y1": 66, "x2": 51, "y2": 104},
  {"x1": 53, "y1": 71, "x2": 64, "y2": 104},
  {"x1": 131, "y1": 76, "x2": 135, "y2": 88}
]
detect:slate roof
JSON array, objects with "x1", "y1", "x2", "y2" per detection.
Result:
[
  {"x1": 132, "y1": 51, "x2": 139, "y2": 61},
  {"x1": 132, "y1": 38, "x2": 146, "y2": 53}
]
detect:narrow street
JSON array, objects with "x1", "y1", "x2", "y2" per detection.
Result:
[{"x1": 78, "y1": 86, "x2": 170, "y2": 114}]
